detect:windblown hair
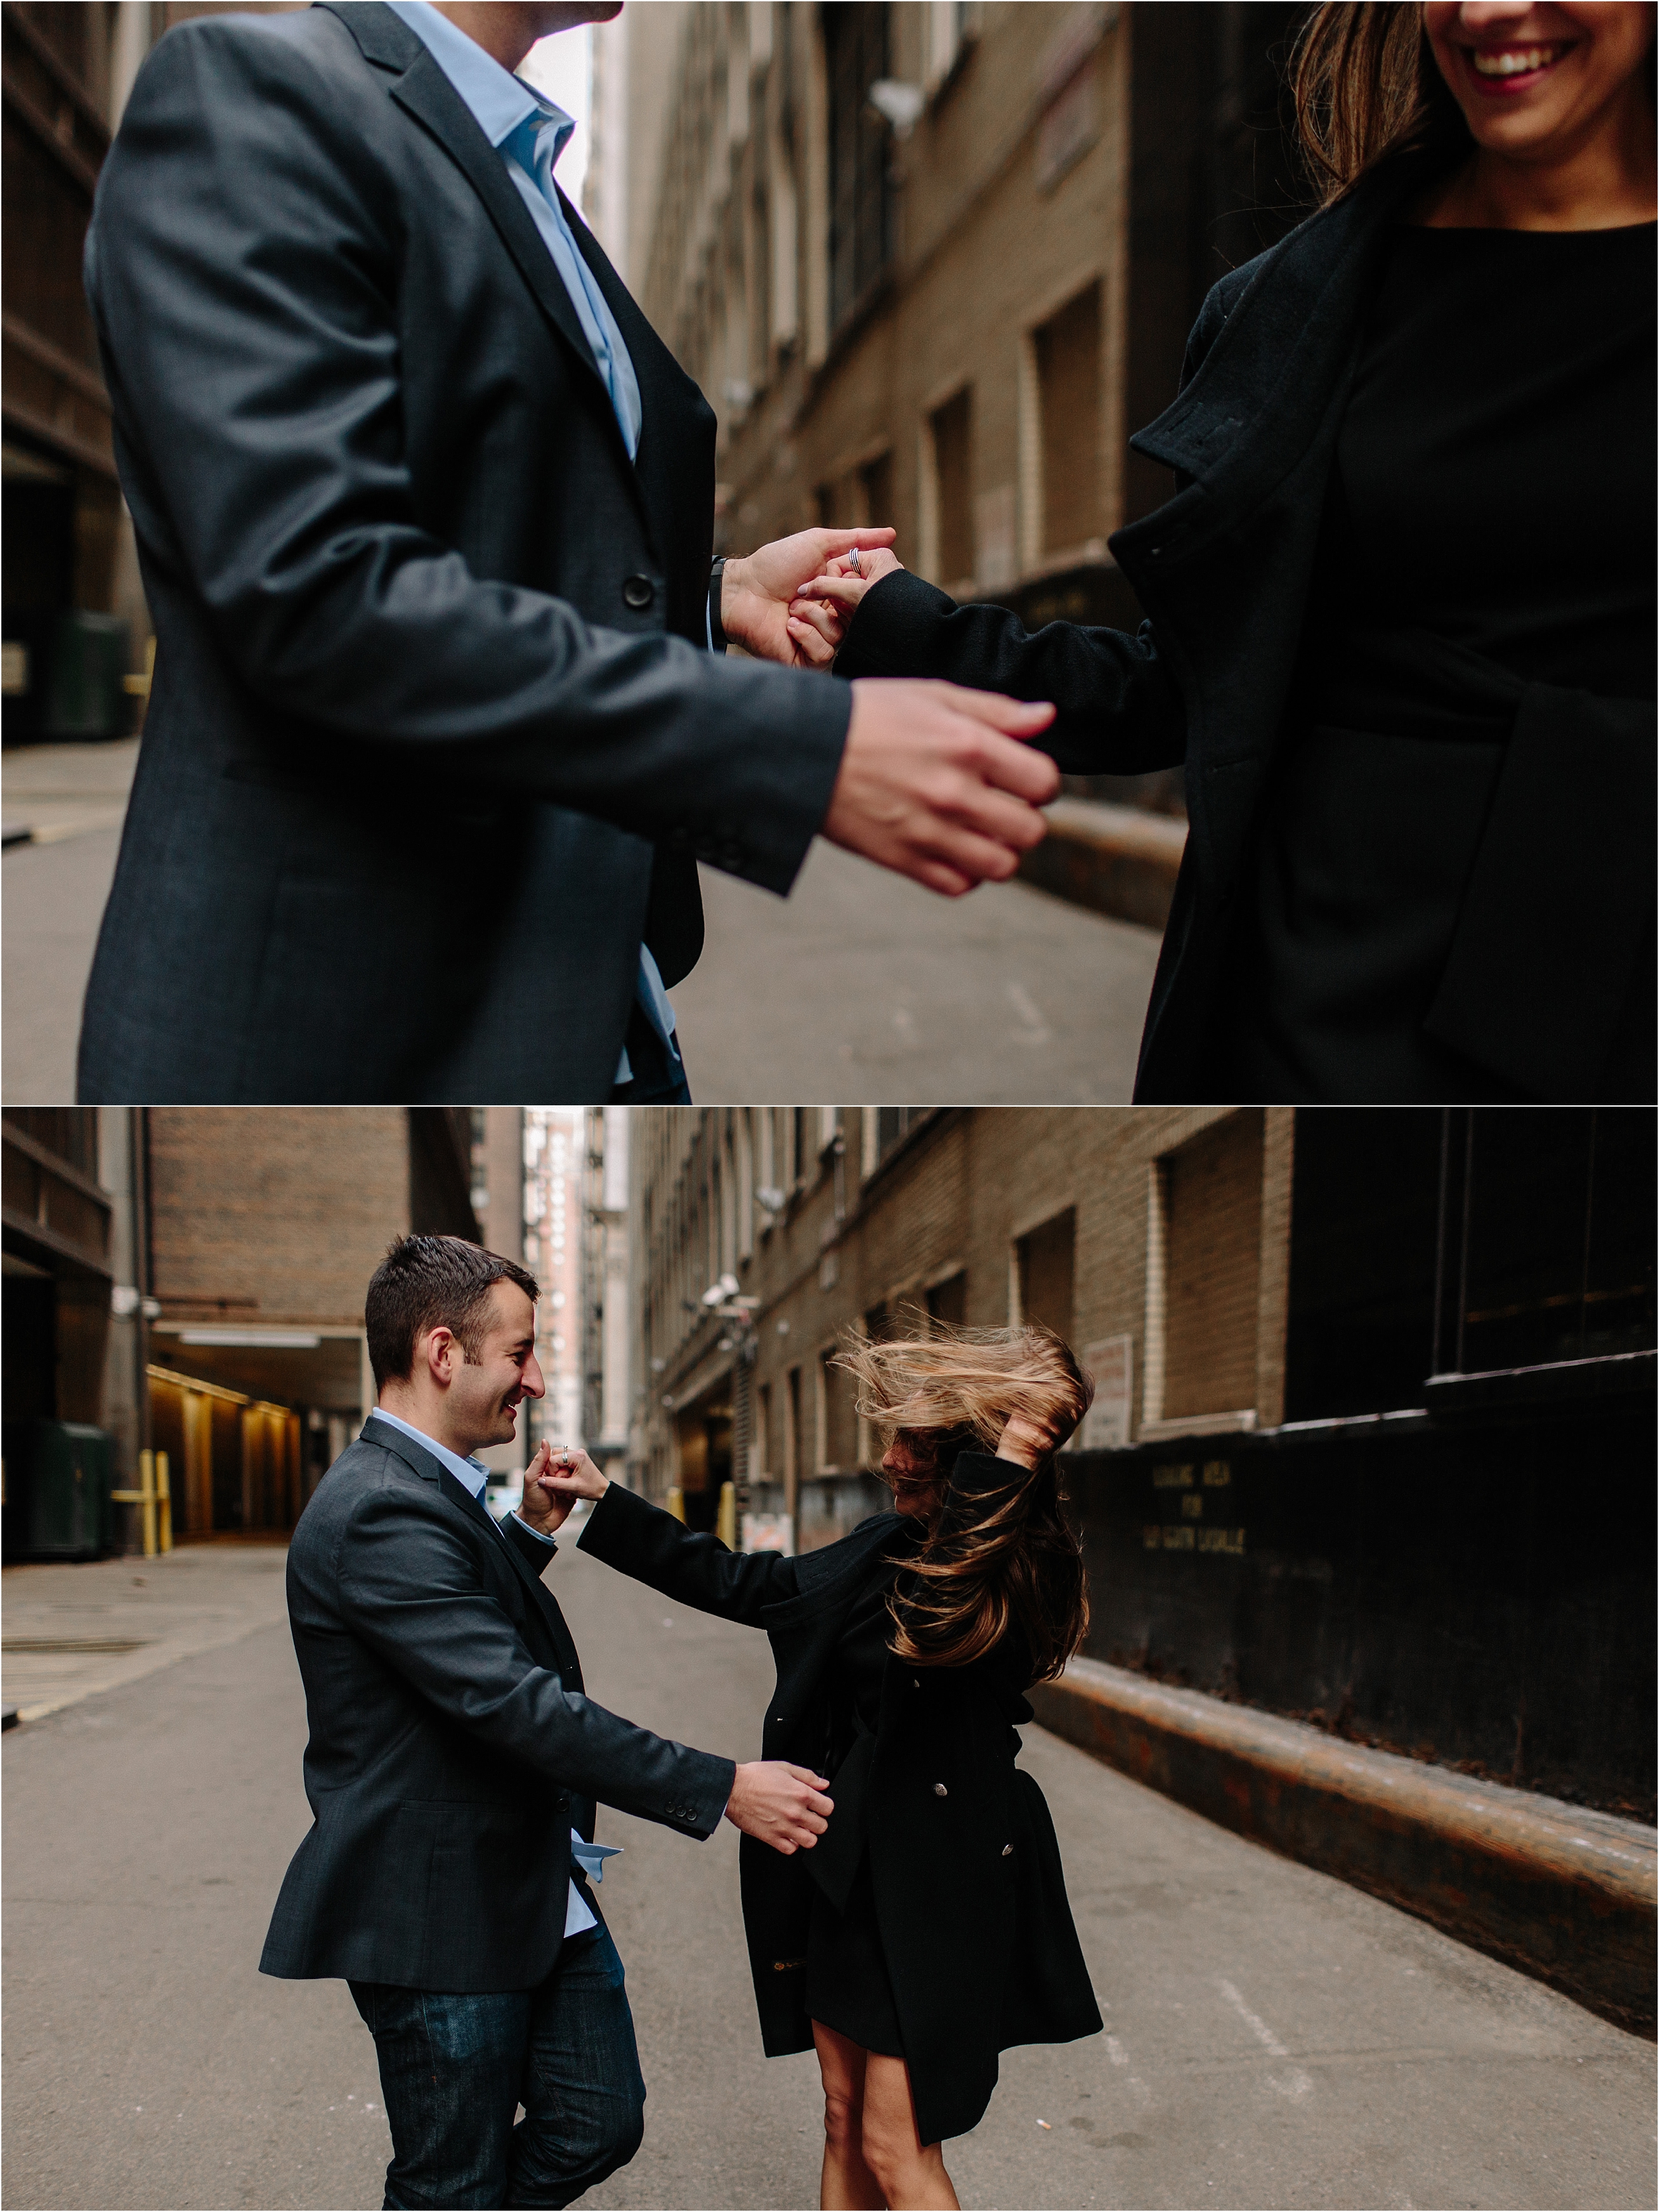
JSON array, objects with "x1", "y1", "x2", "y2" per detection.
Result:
[
  {"x1": 1289, "y1": 3, "x2": 1472, "y2": 205},
  {"x1": 834, "y1": 1320, "x2": 1094, "y2": 1683}
]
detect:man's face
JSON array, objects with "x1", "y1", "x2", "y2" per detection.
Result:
[{"x1": 445, "y1": 1281, "x2": 544, "y2": 1453}]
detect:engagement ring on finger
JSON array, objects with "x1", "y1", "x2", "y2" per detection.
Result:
[{"x1": 848, "y1": 547, "x2": 860, "y2": 575}]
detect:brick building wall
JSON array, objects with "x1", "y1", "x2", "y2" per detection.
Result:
[{"x1": 629, "y1": 1104, "x2": 1295, "y2": 1547}]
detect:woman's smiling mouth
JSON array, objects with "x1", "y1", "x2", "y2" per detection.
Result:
[{"x1": 1463, "y1": 40, "x2": 1571, "y2": 90}]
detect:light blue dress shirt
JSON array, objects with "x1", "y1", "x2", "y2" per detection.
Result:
[
  {"x1": 369, "y1": 1407, "x2": 616, "y2": 1937},
  {"x1": 388, "y1": 1, "x2": 684, "y2": 1087}
]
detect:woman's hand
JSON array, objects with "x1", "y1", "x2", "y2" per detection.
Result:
[
  {"x1": 787, "y1": 546, "x2": 906, "y2": 658},
  {"x1": 518, "y1": 1441, "x2": 609, "y2": 1537},
  {"x1": 721, "y1": 528, "x2": 897, "y2": 668},
  {"x1": 993, "y1": 1413, "x2": 1054, "y2": 1471}
]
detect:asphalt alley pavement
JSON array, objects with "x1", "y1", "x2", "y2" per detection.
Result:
[
  {"x1": 676, "y1": 847, "x2": 1160, "y2": 1104},
  {"x1": 0, "y1": 736, "x2": 1160, "y2": 1107},
  {"x1": 4, "y1": 1532, "x2": 1653, "y2": 2212}
]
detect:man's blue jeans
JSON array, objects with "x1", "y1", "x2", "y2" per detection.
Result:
[{"x1": 350, "y1": 1923, "x2": 646, "y2": 2210}]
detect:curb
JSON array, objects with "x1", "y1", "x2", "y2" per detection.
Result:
[
  {"x1": 1018, "y1": 797, "x2": 1186, "y2": 932},
  {"x1": 1030, "y1": 1656, "x2": 1657, "y2": 2036}
]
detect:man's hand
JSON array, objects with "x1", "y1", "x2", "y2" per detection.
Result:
[
  {"x1": 824, "y1": 680, "x2": 1060, "y2": 896},
  {"x1": 724, "y1": 1762, "x2": 834, "y2": 1855},
  {"x1": 518, "y1": 1442, "x2": 609, "y2": 1537},
  {"x1": 721, "y1": 528, "x2": 897, "y2": 668}
]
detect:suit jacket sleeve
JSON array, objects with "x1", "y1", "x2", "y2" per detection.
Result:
[
  {"x1": 335, "y1": 1484, "x2": 735, "y2": 1837},
  {"x1": 85, "y1": 21, "x2": 847, "y2": 896},
  {"x1": 579, "y1": 1482, "x2": 800, "y2": 1625},
  {"x1": 831, "y1": 569, "x2": 1185, "y2": 776}
]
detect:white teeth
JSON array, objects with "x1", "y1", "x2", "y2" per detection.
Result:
[{"x1": 1471, "y1": 44, "x2": 1559, "y2": 76}]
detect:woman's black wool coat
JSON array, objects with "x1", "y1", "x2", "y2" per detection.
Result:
[
  {"x1": 578, "y1": 1476, "x2": 1102, "y2": 2147},
  {"x1": 833, "y1": 147, "x2": 1654, "y2": 1106}
]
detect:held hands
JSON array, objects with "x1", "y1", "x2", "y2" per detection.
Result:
[
  {"x1": 725, "y1": 1762, "x2": 834, "y2": 1854},
  {"x1": 786, "y1": 545, "x2": 906, "y2": 658},
  {"x1": 721, "y1": 528, "x2": 899, "y2": 668},
  {"x1": 518, "y1": 1441, "x2": 609, "y2": 1537}
]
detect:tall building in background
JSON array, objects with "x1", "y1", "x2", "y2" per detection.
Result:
[
  {"x1": 581, "y1": 1107, "x2": 632, "y2": 1478},
  {"x1": 523, "y1": 1109, "x2": 585, "y2": 1461},
  {"x1": 626, "y1": 1105, "x2": 1656, "y2": 1821},
  {"x1": 610, "y1": 1, "x2": 1305, "y2": 806}
]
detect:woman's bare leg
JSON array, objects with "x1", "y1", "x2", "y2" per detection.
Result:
[
  {"x1": 812, "y1": 2021, "x2": 888, "y2": 2211},
  {"x1": 859, "y1": 2051, "x2": 958, "y2": 2211}
]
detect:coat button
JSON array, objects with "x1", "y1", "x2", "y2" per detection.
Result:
[
  {"x1": 932, "y1": 1783, "x2": 948, "y2": 1797},
  {"x1": 1001, "y1": 1843, "x2": 1013, "y2": 1856},
  {"x1": 622, "y1": 575, "x2": 654, "y2": 610}
]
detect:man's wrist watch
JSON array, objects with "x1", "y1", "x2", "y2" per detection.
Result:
[{"x1": 709, "y1": 557, "x2": 728, "y2": 654}]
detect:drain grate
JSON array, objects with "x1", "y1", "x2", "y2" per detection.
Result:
[{"x1": 2, "y1": 1637, "x2": 151, "y2": 1655}]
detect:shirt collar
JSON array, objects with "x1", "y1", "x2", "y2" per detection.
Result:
[
  {"x1": 385, "y1": 0, "x2": 574, "y2": 160},
  {"x1": 370, "y1": 1407, "x2": 490, "y2": 1499}
]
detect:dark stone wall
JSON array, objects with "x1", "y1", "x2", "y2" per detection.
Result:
[{"x1": 1065, "y1": 1389, "x2": 1656, "y2": 1821}]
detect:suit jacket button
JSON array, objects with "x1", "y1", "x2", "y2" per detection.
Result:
[
  {"x1": 623, "y1": 575, "x2": 654, "y2": 610},
  {"x1": 932, "y1": 1783, "x2": 948, "y2": 1797},
  {"x1": 1001, "y1": 1842, "x2": 1013, "y2": 1856}
]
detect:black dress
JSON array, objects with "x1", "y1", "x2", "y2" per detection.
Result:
[
  {"x1": 802, "y1": 1523, "x2": 924, "y2": 2057},
  {"x1": 1226, "y1": 220, "x2": 1656, "y2": 1101}
]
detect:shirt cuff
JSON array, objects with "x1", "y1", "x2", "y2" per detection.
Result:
[{"x1": 512, "y1": 1509, "x2": 557, "y2": 1547}]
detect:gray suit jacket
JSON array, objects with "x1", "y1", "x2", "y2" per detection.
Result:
[
  {"x1": 78, "y1": 1, "x2": 849, "y2": 1102},
  {"x1": 260, "y1": 1415, "x2": 734, "y2": 1990}
]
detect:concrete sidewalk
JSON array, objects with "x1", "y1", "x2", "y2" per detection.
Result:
[
  {"x1": 1, "y1": 1543, "x2": 291, "y2": 1724},
  {"x1": 1032, "y1": 1658, "x2": 1658, "y2": 2036}
]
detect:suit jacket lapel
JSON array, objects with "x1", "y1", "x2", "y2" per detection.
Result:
[
  {"x1": 362, "y1": 1415, "x2": 573, "y2": 1659},
  {"x1": 321, "y1": 3, "x2": 640, "y2": 486}
]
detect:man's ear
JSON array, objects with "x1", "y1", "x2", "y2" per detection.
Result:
[{"x1": 421, "y1": 1325, "x2": 459, "y2": 1389}]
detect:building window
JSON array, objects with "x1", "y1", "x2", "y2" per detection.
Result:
[
  {"x1": 874, "y1": 1105, "x2": 928, "y2": 1167},
  {"x1": 926, "y1": 1271, "x2": 967, "y2": 1330},
  {"x1": 756, "y1": 1380, "x2": 772, "y2": 1476},
  {"x1": 1035, "y1": 281, "x2": 1102, "y2": 559},
  {"x1": 1016, "y1": 1210, "x2": 1075, "y2": 1344},
  {"x1": 1145, "y1": 1113, "x2": 1265, "y2": 1434},
  {"x1": 826, "y1": 2, "x2": 891, "y2": 334},
  {"x1": 818, "y1": 1343, "x2": 857, "y2": 1472},
  {"x1": 928, "y1": 387, "x2": 974, "y2": 588},
  {"x1": 859, "y1": 449, "x2": 893, "y2": 529},
  {"x1": 785, "y1": 1364, "x2": 802, "y2": 1493}
]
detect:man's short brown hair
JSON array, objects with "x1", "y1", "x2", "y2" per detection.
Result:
[{"x1": 366, "y1": 1235, "x2": 539, "y2": 1391}]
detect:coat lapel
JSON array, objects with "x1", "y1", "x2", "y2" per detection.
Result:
[{"x1": 1121, "y1": 154, "x2": 1430, "y2": 527}]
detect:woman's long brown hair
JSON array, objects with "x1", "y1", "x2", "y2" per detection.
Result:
[
  {"x1": 835, "y1": 1320, "x2": 1094, "y2": 1683},
  {"x1": 1289, "y1": 3, "x2": 1471, "y2": 204}
]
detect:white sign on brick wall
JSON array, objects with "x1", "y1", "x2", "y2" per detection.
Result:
[{"x1": 1079, "y1": 1335, "x2": 1133, "y2": 1452}]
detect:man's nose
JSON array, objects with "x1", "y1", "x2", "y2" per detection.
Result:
[{"x1": 523, "y1": 1355, "x2": 546, "y2": 1401}]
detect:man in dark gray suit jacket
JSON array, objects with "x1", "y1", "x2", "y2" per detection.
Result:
[
  {"x1": 261, "y1": 1234, "x2": 831, "y2": 2207},
  {"x1": 77, "y1": 0, "x2": 1058, "y2": 1104}
]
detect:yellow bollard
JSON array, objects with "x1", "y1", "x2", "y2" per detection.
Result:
[
  {"x1": 717, "y1": 1480, "x2": 737, "y2": 1549},
  {"x1": 111, "y1": 1450, "x2": 158, "y2": 1556},
  {"x1": 156, "y1": 1450, "x2": 173, "y2": 1554},
  {"x1": 665, "y1": 1486, "x2": 685, "y2": 1524}
]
